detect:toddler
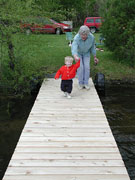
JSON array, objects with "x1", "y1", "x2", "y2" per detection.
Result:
[{"x1": 55, "y1": 56, "x2": 80, "y2": 99}]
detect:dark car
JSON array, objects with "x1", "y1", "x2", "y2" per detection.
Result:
[
  {"x1": 84, "y1": 17, "x2": 102, "y2": 33},
  {"x1": 20, "y1": 17, "x2": 72, "y2": 35}
]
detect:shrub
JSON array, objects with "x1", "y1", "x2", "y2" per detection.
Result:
[{"x1": 101, "y1": 0, "x2": 135, "y2": 67}]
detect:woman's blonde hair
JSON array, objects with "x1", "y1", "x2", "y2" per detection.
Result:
[{"x1": 65, "y1": 56, "x2": 73, "y2": 63}]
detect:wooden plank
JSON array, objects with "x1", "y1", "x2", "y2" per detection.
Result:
[
  {"x1": 29, "y1": 111, "x2": 105, "y2": 114},
  {"x1": 32, "y1": 102, "x2": 102, "y2": 106},
  {"x1": 26, "y1": 120, "x2": 108, "y2": 124},
  {"x1": 27, "y1": 116, "x2": 107, "y2": 121},
  {"x1": 8, "y1": 159, "x2": 125, "y2": 167},
  {"x1": 3, "y1": 174, "x2": 130, "y2": 180},
  {"x1": 27, "y1": 114, "x2": 106, "y2": 119},
  {"x1": 24, "y1": 124, "x2": 110, "y2": 128},
  {"x1": 15, "y1": 147, "x2": 120, "y2": 153},
  {"x1": 31, "y1": 104, "x2": 103, "y2": 108},
  {"x1": 19, "y1": 136, "x2": 115, "y2": 142},
  {"x1": 21, "y1": 131, "x2": 113, "y2": 137},
  {"x1": 11, "y1": 153, "x2": 123, "y2": 160},
  {"x1": 17, "y1": 141, "x2": 117, "y2": 147},
  {"x1": 22, "y1": 127, "x2": 112, "y2": 133},
  {"x1": 5, "y1": 166, "x2": 128, "y2": 175}
]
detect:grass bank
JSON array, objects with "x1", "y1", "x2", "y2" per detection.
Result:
[
  {"x1": 20, "y1": 32, "x2": 135, "y2": 81},
  {"x1": 3, "y1": 32, "x2": 135, "y2": 92}
]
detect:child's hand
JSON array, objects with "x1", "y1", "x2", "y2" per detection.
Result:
[{"x1": 55, "y1": 78, "x2": 59, "y2": 80}]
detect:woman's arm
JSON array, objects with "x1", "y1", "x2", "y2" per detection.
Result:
[{"x1": 71, "y1": 34, "x2": 80, "y2": 62}]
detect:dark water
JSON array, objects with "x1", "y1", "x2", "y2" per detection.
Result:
[
  {"x1": 0, "y1": 94, "x2": 37, "y2": 180},
  {"x1": 0, "y1": 83, "x2": 135, "y2": 180},
  {"x1": 100, "y1": 83, "x2": 135, "y2": 180}
]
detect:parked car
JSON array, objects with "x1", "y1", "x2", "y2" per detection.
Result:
[
  {"x1": 20, "y1": 17, "x2": 72, "y2": 35},
  {"x1": 84, "y1": 17, "x2": 102, "y2": 33}
]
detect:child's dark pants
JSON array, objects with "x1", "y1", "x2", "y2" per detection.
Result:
[{"x1": 61, "y1": 80, "x2": 73, "y2": 94}]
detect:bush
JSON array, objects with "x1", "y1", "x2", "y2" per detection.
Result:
[{"x1": 101, "y1": 0, "x2": 135, "y2": 67}]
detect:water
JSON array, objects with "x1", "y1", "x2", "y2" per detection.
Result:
[
  {"x1": 0, "y1": 83, "x2": 135, "y2": 179},
  {"x1": 0, "y1": 94, "x2": 37, "y2": 179},
  {"x1": 100, "y1": 83, "x2": 135, "y2": 180}
]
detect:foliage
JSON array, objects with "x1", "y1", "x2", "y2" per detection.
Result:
[
  {"x1": 0, "y1": 0, "x2": 43, "y2": 95},
  {"x1": 34, "y1": 0, "x2": 102, "y2": 26},
  {"x1": 59, "y1": 0, "x2": 101, "y2": 26},
  {"x1": 101, "y1": 0, "x2": 135, "y2": 67}
]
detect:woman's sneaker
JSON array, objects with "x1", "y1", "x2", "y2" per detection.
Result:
[
  {"x1": 67, "y1": 93, "x2": 71, "y2": 99},
  {"x1": 78, "y1": 84, "x2": 83, "y2": 90},
  {"x1": 84, "y1": 84, "x2": 90, "y2": 90}
]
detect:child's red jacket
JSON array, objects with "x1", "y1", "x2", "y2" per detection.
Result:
[{"x1": 55, "y1": 60, "x2": 80, "y2": 80}]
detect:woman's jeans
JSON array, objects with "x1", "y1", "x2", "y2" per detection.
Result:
[{"x1": 77, "y1": 55, "x2": 90, "y2": 85}]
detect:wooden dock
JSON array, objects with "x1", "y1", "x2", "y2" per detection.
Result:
[{"x1": 2, "y1": 78, "x2": 130, "y2": 180}]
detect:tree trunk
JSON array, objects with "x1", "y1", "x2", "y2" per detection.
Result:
[{"x1": 7, "y1": 37, "x2": 15, "y2": 70}]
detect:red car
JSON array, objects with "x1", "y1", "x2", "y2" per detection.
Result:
[
  {"x1": 21, "y1": 17, "x2": 72, "y2": 35},
  {"x1": 84, "y1": 17, "x2": 102, "y2": 33}
]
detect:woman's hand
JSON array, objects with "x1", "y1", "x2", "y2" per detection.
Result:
[
  {"x1": 74, "y1": 55, "x2": 80, "y2": 62},
  {"x1": 94, "y1": 56, "x2": 99, "y2": 65}
]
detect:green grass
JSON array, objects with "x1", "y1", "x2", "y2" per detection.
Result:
[
  {"x1": 13, "y1": 33, "x2": 72, "y2": 73},
  {"x1": 1, "y1": 31, "x2": 135, "y2": 95},
  {"x1": 12, "y1": 32, "x2": 135, "y2": 82},
  {"x1": 92, "y1": 33, "x2": 135, "y2": 81}
]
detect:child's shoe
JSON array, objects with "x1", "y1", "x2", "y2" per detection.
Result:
[
  {"x1": 64, "y1": 92, "x2": 67, "y2": 97},
  {"x1": 67, "y1": 93, "x2": 71, "y2": 99}
]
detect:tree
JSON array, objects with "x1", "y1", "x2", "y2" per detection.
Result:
[
  {"x1": 36, "y1": 0, "x2": 102, "y2": 26},
  {"x1": 0, "y1": 0, "x2": 41, "y2": 69},
  {"x1": 101, "y1": 0, "x2": 135, "y2": 66},
  {"x1": 58, "y1": 0, "x2": 101, "y2": 26},
  {"x1": 0, "y1": 0, "x2": 43, "y2": 94}
]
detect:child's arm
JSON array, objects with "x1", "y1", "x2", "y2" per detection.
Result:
[
  {"x1": 54, "y1": 68, "x2": 62, "y2": 79},
  {"x1": 73, "y1": 59, "x2": 80, "y2": 70},
  {"x1": 69, "y1": 60, "x2": 80, "y2": 77}
]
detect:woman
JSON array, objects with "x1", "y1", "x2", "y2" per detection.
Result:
[{"x1": 71, "y1": 25, "x2": 99, "y2": 90}]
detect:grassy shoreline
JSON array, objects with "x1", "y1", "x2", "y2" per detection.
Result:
[
  {"x1": 92, "y1": 33, "x2": 135, "y2": 83},
  {"x1": 91, "y1": 47, "x2": 135, "y2": 83},
  {"x1": 4, "y1": 32, "x2": 135, "y2": 90}
]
